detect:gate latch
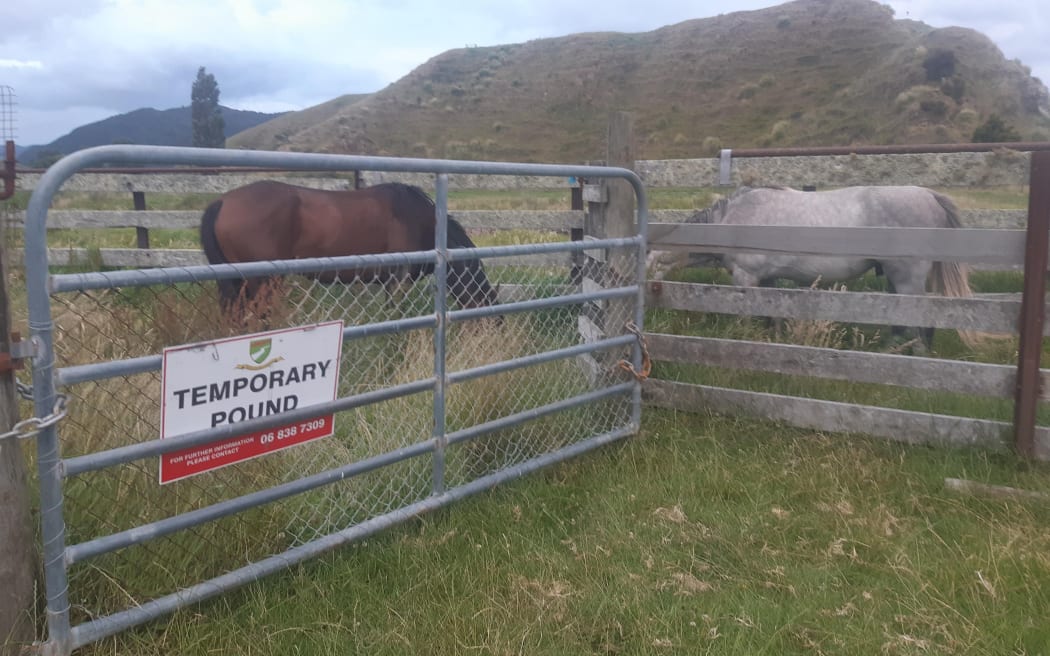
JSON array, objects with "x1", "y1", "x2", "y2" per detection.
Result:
[{"x1": 0, "y1": 333, "x2": 37, "y2": 374}]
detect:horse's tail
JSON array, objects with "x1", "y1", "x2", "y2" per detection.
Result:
[
  {"x1": 929, "y1": 191, "x2": 988, "y2": 348},
  {"x1": 447, "y1": 216, "x2": 498, "y2": 308},
  {"x1": 200, "y1": 200, "x2": 227, "y2": 265},
  {"x1": 446, "y1": 215, "x2": 476, "y2": 250},
  {"x1": 199, "y1": 199, "x2": 243, "y2": 313}
]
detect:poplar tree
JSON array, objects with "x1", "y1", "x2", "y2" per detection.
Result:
[{"x1": 191, "y1": 67, "x2": 225, "y2": 148}]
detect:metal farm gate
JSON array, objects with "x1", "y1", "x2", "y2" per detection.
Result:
[{"x1": 20, "y1": 146, "x2": 647, "y2": 654}]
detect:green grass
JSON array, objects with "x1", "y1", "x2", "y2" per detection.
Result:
[
  {"x1": 80, "y1": 409, "x2": 1050, "y2": 655},
  {"x1": 934, "y1": 186, "x2": 1031, "y2": 211}
]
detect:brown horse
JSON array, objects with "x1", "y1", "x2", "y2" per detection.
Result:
[{"x1": 199, "y1": 180, "x2": 498, "y2": 315}]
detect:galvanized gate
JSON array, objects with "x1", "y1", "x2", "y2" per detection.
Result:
[{"x1": 21, "y1": 146, "x2": 647, "y2": 654}]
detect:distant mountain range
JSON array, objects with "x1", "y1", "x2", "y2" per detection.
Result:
[{"x1": 17, "y1": 105, "x2": 285, "y2": 167}]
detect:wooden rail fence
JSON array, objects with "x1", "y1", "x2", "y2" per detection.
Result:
[
  {"x1": 7, "y1": 146, "x2": 1049, "y2": 458},
  {"x1": 7, "y1": 148, "x2": 1037, "y2": 268},
  {"x1": 643, "y1": 210, "x2": 1049, "y2": 460}
]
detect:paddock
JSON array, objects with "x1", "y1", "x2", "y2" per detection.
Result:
[{"x1": 5, "y1": 137, "x2": 1050, "y2": 653}]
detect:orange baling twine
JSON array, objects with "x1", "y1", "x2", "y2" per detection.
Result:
[{"x1": 617, "y1": 322, "x2": 651, "y2": 381}]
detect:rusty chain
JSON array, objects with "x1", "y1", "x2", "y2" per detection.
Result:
[{"x1": 616, "y1": 322, "x2": 651, "y2": 382}]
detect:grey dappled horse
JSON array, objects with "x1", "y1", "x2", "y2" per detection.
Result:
[{"x1": 648, "y1": 185, "x2": 975, "y2": 349}]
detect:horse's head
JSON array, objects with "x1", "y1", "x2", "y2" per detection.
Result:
[
  {"x1": 686, "y1": 194, "x2": 733, "y2": 225},
  {"x1": 450, "y1": 260, "x2": 501, "y2": 312}
]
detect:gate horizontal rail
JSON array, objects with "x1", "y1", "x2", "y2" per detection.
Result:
[{"x1": 48, "y1": 235, "x2": 641, "y2": 294}]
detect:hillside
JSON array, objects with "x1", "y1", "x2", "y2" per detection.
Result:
[
  {"x1": 234, "y1": 0, "x2": 1050, "y2": 162},
  {"x1": 228, "y1": 94, "x2": 370, "y2": 150},
  {"x1": 19, "y1": 105, "x2": 284, "y2": 167}
]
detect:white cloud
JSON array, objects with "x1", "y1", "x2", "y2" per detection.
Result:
[{"x1": 0, "y1": 59, "x2": 44, "y2": 70}]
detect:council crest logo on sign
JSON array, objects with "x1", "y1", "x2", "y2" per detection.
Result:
[
  {"x1": 241, "y1": 338, "x2": 283, "y2": 371},
  {"x1": 250, "y1": 338, "x2": 272, "y2": 364}
]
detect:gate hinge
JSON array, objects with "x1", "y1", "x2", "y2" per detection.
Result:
[{"x1": 0, "y1": 332, "x2": 38, "y2": 374}]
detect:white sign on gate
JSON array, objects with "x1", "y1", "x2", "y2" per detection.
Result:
[{"x1": 159, "y1": 321, "x2": 343, "y2": 484}]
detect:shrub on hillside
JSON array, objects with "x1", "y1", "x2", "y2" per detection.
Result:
[
  {"x1": 972, "y1": 114, "x2": 1022, "y2": 142},
  {"x1": 923, "y1": 48, "x2": 956, "y2": 81}
]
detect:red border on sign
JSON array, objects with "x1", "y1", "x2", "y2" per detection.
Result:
[{"x1": 160, "y1": 414, "x2": 334, "y2": 484}]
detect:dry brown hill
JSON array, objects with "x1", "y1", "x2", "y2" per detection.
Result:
[
  {"x1": 227, "y1": 93, "x2": 370, "y2": 150},
  {"x1": 228, "y1": 0, "x2": 1050, "y2": 162}
]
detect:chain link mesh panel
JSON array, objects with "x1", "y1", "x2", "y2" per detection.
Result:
[{"x1": 50, "y1": 244, "x2": 639, "y2": 623}]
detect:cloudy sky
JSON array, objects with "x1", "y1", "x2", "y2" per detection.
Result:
[{"x1": 1, "y1": 0, "x2": 1046, "y2": 147}]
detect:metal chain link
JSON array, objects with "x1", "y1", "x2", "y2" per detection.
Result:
[
  {"x1": 0, "y1": 393, "x2": 70, "y2": 441},
  {"x1": 16, "y1": 380, "x2": 34, "y2": 401}
]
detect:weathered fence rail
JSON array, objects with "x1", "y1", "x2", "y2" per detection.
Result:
[
  {"x1": 4, "y1": 206, "x2": 1029, "y2": 231},
  {"x1": 644, "y1": 333, "x2": 1048, "y2": 400},
  {"x1": 643, "y1": 379, "x2": 1041, "y2": 456},
  {"x1": 647, "y1": 279, "x2": 1032, "y2": 335},
  {"x1": 648, "y1": 223, "x2": 1027, "y2": 263},
  {"x1": 1, "y1": 208, "x2": 1032, "y2": 270}
]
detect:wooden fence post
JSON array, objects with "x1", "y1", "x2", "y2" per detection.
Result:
[
  {"x1": 0, "y1": 230, "x2": 36, "y2": 653},
  {"x1": 570, "y1": 179, "x2": 584, "y2": 284},
  {"x1": 578, "y1": 113, "x2": 636, "y2": 379},
  {"x1": 133, "y1": 190, "x2": 150, "y2": 249},
  {"x1": 1013, "y1": 150, "x2": 1050, "y2": 458}
]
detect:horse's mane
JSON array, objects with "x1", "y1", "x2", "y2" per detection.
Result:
[
  {"x1": 372, "y1": 182, "x2": 435, "y2": 213},
  {"x1": 685, "y1": 185, "x2": 792, "y2": 224},
  {"x1": 371, "y1": 182, "x2": 476, "y2": 249}
]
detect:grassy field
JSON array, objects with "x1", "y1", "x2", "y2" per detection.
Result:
[{"x1": 78, "y1": 409, "x2": 1050, "y2": 655}]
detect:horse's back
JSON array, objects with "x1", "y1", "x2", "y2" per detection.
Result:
[
  {"x1": 723, "y1": 185, "x2": 950, "y2": 229},
  {"x1": 205, "y1": 180, "x2": 442, "y2": 270},
  {"x1": 853, "y1": 186, "x2": 957, "y2": 229},
  {"x1": 210, "y1": 181, "x2": 304, "y2": 262}
]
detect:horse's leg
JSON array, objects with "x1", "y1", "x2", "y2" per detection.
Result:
[
  {"x1": 217, "y1": 277, "x2": 245, "y2": 318},
  {"x1": 758, "y1": 277, "x2": 784, "y2": 338},
  {"x1": 383, "y1": 267, "x2": 411, "y2": 310},
  {"x1": 730, "y1": 266, "x2": 780, "y2": 335},
  {"x1": 881, "y1": 260, "x2": 933, "y2": 353},
  {"x1": 873, "y1": 265, "x2": 916, "y2": 341},
  {"x1": 236, "y1": 276, "x2": 278, "y2": 329}
]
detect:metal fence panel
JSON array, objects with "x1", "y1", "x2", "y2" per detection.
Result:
[{"x1": 21, "y1": 146, "x2": 647, "y2": 654}]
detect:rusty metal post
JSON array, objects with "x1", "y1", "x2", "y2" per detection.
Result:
[
  {"x1": 132, "y1": 191, "x2": 149, "y2": 249},
  {"x1": 1013, "y1": 150, "x2": 1050, "y2": 458}
]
